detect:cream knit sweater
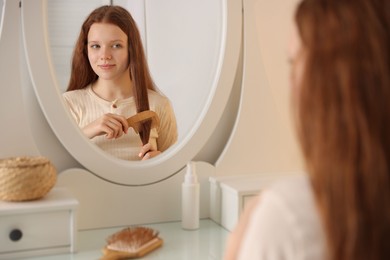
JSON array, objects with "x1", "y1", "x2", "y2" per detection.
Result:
[{"x1": 63, "y1": 85, "x2": 178, "y2": 161}]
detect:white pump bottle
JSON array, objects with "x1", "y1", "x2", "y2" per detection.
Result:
[{"x1": 181, "y1": 161, "x2": 200, "y2": 230}]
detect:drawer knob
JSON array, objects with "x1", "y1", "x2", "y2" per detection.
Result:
[{"x1": 9, "y1": 229, "x2": 23, "y2": 242}]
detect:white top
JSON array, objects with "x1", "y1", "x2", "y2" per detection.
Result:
[
  {"x1": 237, "y1": 175, "x2": 326, "y2": 260},
  {"x1": 62, "y1": 86, "x2": 178, "y2": 160}
]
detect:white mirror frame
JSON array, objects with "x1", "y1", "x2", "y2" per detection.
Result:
[{"x1": 21, "y1": 0, "x2": 242, "y2": 185}]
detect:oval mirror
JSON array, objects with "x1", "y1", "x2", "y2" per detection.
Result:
[{"x1": 21, "y1": 0, "x2": 242, "y2": 185}]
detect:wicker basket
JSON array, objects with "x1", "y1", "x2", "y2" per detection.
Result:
[{"x1": 0, "y1": 156, "x2": 57, "y2": 201}]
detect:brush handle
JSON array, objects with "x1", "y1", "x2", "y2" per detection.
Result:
[
  {"x1": 100, "y1": 238, "x2": 163, "y2": 260},
  {"x1": 127, "y1": 110, "x2": 160, "y2": 134},
  {"x1": 101, "y1": 248, "x2": 136, "y2": 260}
]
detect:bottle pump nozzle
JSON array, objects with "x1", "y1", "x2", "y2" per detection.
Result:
[{"x1": 184, "y1": 161, "x2": 197, "y2": 183}]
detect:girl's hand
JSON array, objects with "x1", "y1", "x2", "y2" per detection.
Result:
[
  {"x1": 82, "y1": 113, "x2": 129, "y2": 139},
  {"x1": 138, "y1": 143, "x2": 161, "y2": 160}
]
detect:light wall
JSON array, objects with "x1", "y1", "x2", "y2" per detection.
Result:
[
  {"x1": 256, "y1": 0, "x2": 298, "y2": 134},
  {"x1": 216, "y1": 0, "x2": 304, "y2": 176}
]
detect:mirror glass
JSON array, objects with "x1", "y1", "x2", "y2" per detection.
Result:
[
  {"x1": 21, "y1": 0, "x2": 241, "y2": 185},
  {"x1": 46, "y1": 0, "x2": 222, "y2": 144}
]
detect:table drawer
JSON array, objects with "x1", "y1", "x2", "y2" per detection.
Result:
[{"x1": 0, "y1": 210, "x2": 70, "y2": 253}]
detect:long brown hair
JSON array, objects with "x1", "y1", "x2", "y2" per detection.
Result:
[
  {"x1": 295, "y1": 0, "x2": 390, "y2": 259},
  {"x1": 67, "y1": 5, "x2": 155, "y2": 144}
]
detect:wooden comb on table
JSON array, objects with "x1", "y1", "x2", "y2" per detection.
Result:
[
  {"x1": 127, "y1": 110, "x2": 160, "y2": 134},
  {"x1": 101, "y1": 226, "x2": 163, "y2": 260}
]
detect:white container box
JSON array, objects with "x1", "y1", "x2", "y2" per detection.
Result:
[
  {"x1": 210, "y1": 173, "x2": 297, "y2": 231},
  {"x1": 0, "y1": 188, "x2": 78, "y2": 259}
]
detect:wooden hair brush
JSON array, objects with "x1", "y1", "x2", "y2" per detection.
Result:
[
  {"x1": 101, "y1": 226, "x2": 163, "y2": 260},
  {"x1": 127, "y1": 110, "x2": 160, "y2": 134}
]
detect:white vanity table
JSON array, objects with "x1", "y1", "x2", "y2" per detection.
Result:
[{"x1": 24, "y1": 219, "x2": 229, "y2": 260}]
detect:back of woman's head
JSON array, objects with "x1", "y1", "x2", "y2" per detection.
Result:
[{"x1": 294, "y1": 0, "x2": 390, "y2": 259}]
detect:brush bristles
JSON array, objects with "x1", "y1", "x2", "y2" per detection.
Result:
[{"x1": 106, "y1": 226, "x2": 160, "y2": 253}]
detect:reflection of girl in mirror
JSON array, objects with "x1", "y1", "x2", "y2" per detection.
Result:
[
  {"x1": 63, "y1": 5, "x2": 178, "y2": 161},
  {"x1": 225, "y1": 0, "x2": 390, "y2": 259}
]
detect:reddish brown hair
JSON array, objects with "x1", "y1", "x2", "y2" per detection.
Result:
[
  {"x1": 295, "y1": 0, "x2": 390, "y2": 259},
  {"x1": 67, "y1": 5, "x2": 155, "y2": 144}
]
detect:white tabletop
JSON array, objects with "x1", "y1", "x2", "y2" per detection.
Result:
[{"x1": 25, "y1": 219, "x2": 229, "y2": 260}]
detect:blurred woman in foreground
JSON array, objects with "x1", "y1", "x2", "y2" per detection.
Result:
[{"x1": 225, "y1": 0, "x2": 390, "y2": 259}]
